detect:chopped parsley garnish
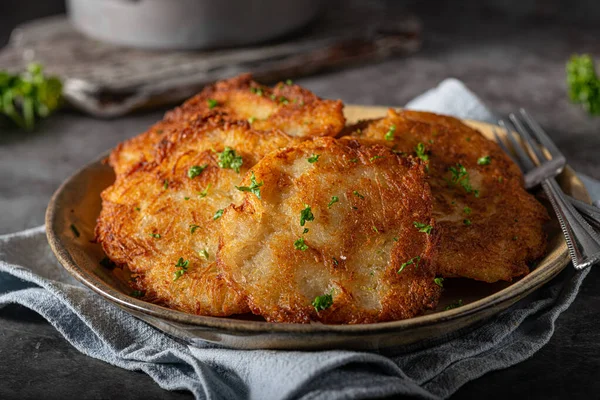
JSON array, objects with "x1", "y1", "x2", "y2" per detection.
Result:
[
  {"x1": 135, "y1": 207, "x2": 141, "y2": 211},
  {"x1": 235, "y1": 171, "x2": 264, "y2": 199},
  {"x1": 213, "y1": 209, "x2": 224, "y2": 220},
  {"x1": 300, "y1": 205, "x2": 315, "y2": 226},
  {"x1": 350, "y1": 158, "x2": 359, "y2": 163},
  {"x1": 307, "y1": 154, "x2": 320, "y2": 163},
  {"x1": 384, "y1": 125, "x2": 396, "y2": 141},
  {"x1": 248, "y1": 116, "x2": 256, "y2": 124},
  {"x1": 285, "y1": 79, "x2": 293, "y2": 85},
  {"x1": 398, "y1": 256, "x2": 421, "y2": 273},
  {"x1": 99, "y1": 256, "x2": 116, "y2": 269},
  {"x1": 189, "y1": 224, "x2": 200, "y2": 234},
  {"x1": 149, "y1": 233, "x2": 161, "y2": 238},
  {"x1": 70, "y1": 224, "x2": 80, "y2": 238},
  {"x1": 279, "y1": 96, "x2": 289, "y2": 104},
  {"x1": 413, "y1": 221, "x2": 433, "y2": 234},
  {"x1": 249, "y1": 87, "x2": 263, "y2": 96},
  {"x1": 512, "y1": 236, "x2": 519, "y2": 241},
  {"x1": 163, "y1": 179, "x2": 169, "y2": 189},
  {"x1": 312, "y1": 292, "x2": 333, "y2": 312},
  {"x1": 173, "y1": 257, "x2": 190, "y2": 281},
  {"x1": 207, "y1": 99, "x2": 218, "y2": 109},
  {"x1": 217, "y1": 147, "x2": 243, "y2": 173},
  {"x1": 294, "y1": 237, "x2": 309, "y2": 251},
  {"x1": 332, "y1": 257, "x2": 339, "y2": 266},
  {"x1": 415, "y1": 143, "x2": 429, "y2": 162},
  {"x1": 372, "y1": 226, "x2": 379, "y2": 233},
  {"x1": 328, "y1": 196, "x2": 339, "y2": 208},
  {"x1": 477, "y1": 156, "x2": 491, "y2": 165},
  {"x1": 198, "y1": 184, "x2": 211, "y2": 198},
  {"x1": 466, "y1": 137, "x2": 471, "y2": 142},
  {"x1": 498, "y1": 176, "x2": 504, "y2": 183},
  {"x1": 303, "y1": 228, "x2": 309, "y2": 234},
  {"x1": 130, "y1": 290, "x2": 145, "y2": 298},
  {"x1": 184, "y1": 197, "x2": 190, "y2": 201},
  {"x1": 463, "y1": 207, "x2": 472, "y2": 214},
  {"x1": 200, "y1": 249, "x2": 209, "y2": 260},
  {"x1": 445, "y1": 299, "x2": 463, "y2": 310},
  {"x1": 463, "y1": 219, "x2": 472, "y2": 226},
  {"x1": 448, "y1": 163, "x2": 478, "y2": 195},
  {"x1": 370, "y1": 155, "x2": 383, "y2": 162},
  {"x1": 187, "y1": 164, "x2": 208, "y2": 179},
  {"x1": 393, "y1": 237, "x2": 399, "y2": 242},
  {"x1": 434, "y1": 277, "x2": 444, "y2": 287},
  {"x1": 353, "y1": 190, "x2": 364, "y2": 199},
  {"x1": 567, "y1": 54, "x2": 600, "y2": 115},
  {"x1": 270, "y1": 94, "x2": 276, "y2": 100}
]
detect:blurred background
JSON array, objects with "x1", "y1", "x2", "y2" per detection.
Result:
[{"x1": 1, "y1": 0, "x2": 600, "y2": 234}]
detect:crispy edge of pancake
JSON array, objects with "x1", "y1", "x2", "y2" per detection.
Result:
[
  {"x1": 217, "y1": 137, "x2": 441, "y2": 324},
  {"x1": 108, "y1": 73, "x2": 345, "y2": 176},
  {"x1": 343, "y1": 109, "x2": 549, "y2": 283},
  {"x1": 96, "y1": 116, "x2": 302, "y2": 316}
]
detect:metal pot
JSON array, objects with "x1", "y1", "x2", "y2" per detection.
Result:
[{"x1": 66, "y1": 0, "x2": 323, "y2": 50}]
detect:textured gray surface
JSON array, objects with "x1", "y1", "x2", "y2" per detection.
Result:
[{"x1": 1, "y1": 1, "x2": 600, "y2": 399}]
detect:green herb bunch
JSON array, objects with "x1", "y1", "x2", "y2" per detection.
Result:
[
  {"x1": 566, "y1": 54, "x2": 600, "y2": 116},
  {"x1": 0, "y1": 63, "x2": 62, "y2": 130}
]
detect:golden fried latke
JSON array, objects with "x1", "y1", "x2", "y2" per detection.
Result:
[
  {"x1": 109, "y1": 74, "x2": 345, "y2": 176},
  {"x1": 344, "y1": 109, "x2": 548, "y2": 282},
  {"x1": 217, "y1": 137, "x2": 441, "y2": 324},
  {"x1": 96, "y1": 115, "x2": 301, "y2": 316}
]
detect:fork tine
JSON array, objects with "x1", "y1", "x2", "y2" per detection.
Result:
[
  {"x1": 519, "y1": 108, "x2": 565, "y2": 161},
  {"x1": 492, "y1": 127, "x2": 522, "y2": 169},
  {"x1": 508, "y1": 113, "x2": 549, "y2": 164},
  {"x1": 498, "y1": 119, "x2": 536, "y2": 171}
]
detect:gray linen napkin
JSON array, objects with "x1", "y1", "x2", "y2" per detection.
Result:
[{"x1": 0, "y1": 79, "x2": 596, "y2": 400}]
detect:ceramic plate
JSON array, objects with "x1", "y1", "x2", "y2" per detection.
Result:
[{"x1": 45, "y1": 105, "x2": 589, "y2": 350}]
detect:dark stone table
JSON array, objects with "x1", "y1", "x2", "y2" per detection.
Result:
[{"x1": 2, "y1": 1, "x2": 600, "y2": 399}]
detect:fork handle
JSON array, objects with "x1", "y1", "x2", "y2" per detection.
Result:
[
  {"x1": 543, "y1": 179, "x2": 600, "y2": 269},
  {"x1": 568, "y1": 196, "x2": 600, "y2": 229}
]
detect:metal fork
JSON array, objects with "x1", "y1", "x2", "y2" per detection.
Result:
[{"x1": 496, "y1": 109, "x2": 600, "y2": 269}]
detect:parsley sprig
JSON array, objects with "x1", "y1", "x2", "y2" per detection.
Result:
[
  {"x1": 413, "y1": 221, "x2": 432, "y2": 234},
  {"x1": 312, "y1": 291, "x2": 334, "y2": 312},
  {"x1": 447, "y1": 163, "x2": 479, "y2": 197},
  {"x1": 566, "y1": 54, "x2": 600, "y2": 115},
  {"x1": 0, "y1": 63, "x2": 62, "y2": 130},
  {"x1": 188, "y1": 164, "x2": 208, "y2": 179},
  {"x1": 300, "y1": 205, "x2": 315, "y2": 226},
  {"x1": 397, "y1": 256, "x2": 421, "y2": 273},
  {"x1": 173, "y1": 257, "x2": 190, "y2": 281}
]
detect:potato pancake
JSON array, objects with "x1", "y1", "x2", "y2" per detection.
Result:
[
  {"x1": 108, "y1": 74, "x2": 345, "y2": 176},
  {"x1": 217, "y1": 137, "x2": 441, "y2": 324},
  {"x1": 96, "y1": 114, "x2": 301, "y2": 315},
  {"x1": 344, "y1": 109, "x2": 548, "y2": 282}
]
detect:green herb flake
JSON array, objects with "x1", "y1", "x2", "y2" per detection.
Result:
[
  {"x1": 463, "y1": 207, "x2": 472, "y2": 215},
  {"x1": 332, "y1": 257, "x2": 339, "y2": 266},
  {"x1": 235, "y1": 171, "x2": 264, "y2": 199},
  {"x1": 187, "y1": 164, "x2": 208, "y2": 179},
  {"x1": 249, "y1": 87, "x2": 263, "y2": 96},
  {"x1": 248, "y1": 116, "x2": 256, "y2": 124},
  {"x1": 294, "y1": 237, "x2": 309, "y2": 251},
  {"x1": 70, "y1": 224, "x2": 80, "y2": 238},
  {"x1": 163, "y1": 179, "x2": 169, "y2": 190},
  {"x1": 173, "y1": 257, "x2": 190, "y2": 281},
  {"x1": 398, "y1": 256, "x2": 421, "y2": 273},
  {"x1": 370, "y1": 155, "x2": 383, "y2": 162},
  {"x1": 279, "y1": 96, "x2": 289, "y2": 104},
  {"x1": 184, "y1": 197, "x2": 190, "y2": 201},
  {"x1": 300, "y1": 205, "x2": 315, "y2": 226},
  {"x1": 217, "y1": 147, "x2": 243, "y2": 173},
  {"x1": 434, "y1": 277, "x2": 444, "y2": 287},
  {"x1": 131, "y1": 290, "x2": 145, "y2": 298},
  {"x1": 512, "y1": 236, "x2": 519, "y2": 241},
  {"x1": 413, "y1": 221, "x2": 433, "y2": 234},
  {"x1": 207, "y1": 99, "x2": 219, "y2": 109},
  {"x1": 307, "y1": 154, "x2": 320, "y2": 163},
  {"x1": 415, "y1": 142, "x2": 430, "y2": 163},
  {"x1": 463, "y1": 219, "x2": 472, "y2": 226},
  {"x1": 384, "y1": 125, "x2": 396, "y2": 141},
  {"x1": 393, "y1": 237, "x2": 399, "y2": 242},
  {"x1": 350, "y1": 158, "x2": 359, "y2": 163},
  {"x1": 353, "y1": 190, "x2": 364, "y2": 199},
  {"x1": 448, "y1": 163, "x2": 477, "y2": 195},
  {"x1": 498, "y1": 176, "x2": 504, "y2": 183},
  {"x1": 149, "y1": 233, "x2": 161, "y2": 239},
  {"x1": 285, "y1": 79, "x2": 293, "y2": 85},
  {"x1": 213, "y1": 209, "x2": 224, "y2": 220},
  {"x1": 477, "y1": 155, "x2": 491, "y2": 165},
  {"x1": 198, "y1": 184, "x2": 211, "y2": 198},
  {"x1": 200, "y1": 249, "x2": 209, "y2": 260},
  {"x1": 312, "y1": 292, "x2": 333, "y2": 312},
  {"x1": 445, "y1": 299, "x2": 464, "y2": 310},
  {"x1": 328, "y1": 196, "x2": 339, "y2": 208},
  {"x1": 135, "y1": 207, "x2": 141, "y2": 211},
  {"x1": 372, "y1": 226, "x2": 379, "y2": 233},
  {"x1": 303, "y1": 228, "x2": 309, "y2": 234},
  {"x1": 189, "y1": 224, "x2": 200, "y2": 234}
]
